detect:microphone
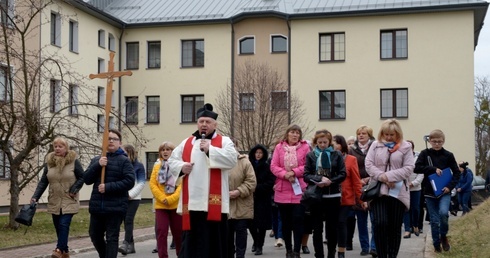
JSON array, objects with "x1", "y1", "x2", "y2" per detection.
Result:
[{"x1": 200, "y1": 132, "x2": 206, "y2": 152}]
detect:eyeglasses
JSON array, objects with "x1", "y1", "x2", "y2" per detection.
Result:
[
  {"x1": 108, "y1": 137, "x2": 120, "y2": 142},
  {"x1": 430, "y1": 140, "x2": 444, "y2": 144}
]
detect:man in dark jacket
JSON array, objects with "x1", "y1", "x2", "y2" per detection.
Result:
[{"x1": 84, "y1": 129, "x2": 135, "y2": 258}]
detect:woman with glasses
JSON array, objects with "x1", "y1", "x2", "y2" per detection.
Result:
[
  {"x1": 365, "y1": 119, "x2": 414, "y2": 258},
  {"x1": 270, "y1": 124, "x2": 310, "y2": 258},
  {"x1": 415, "y1": 129, "x2": 460, "y2": 253}
]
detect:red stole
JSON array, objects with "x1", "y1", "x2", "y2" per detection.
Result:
[{"x1": 181, "y1": 134, "x2": 223, "y2": 230}]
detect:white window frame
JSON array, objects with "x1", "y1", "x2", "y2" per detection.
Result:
[
  {"x1": 270, "y1": 34, "x2": 288, "y2": 53},
  {"x1": 69, "y1": 20, "x2": 79, "y2": 53},
  {"x1": 50, "y1": 79, "x2": 61, "y2": 113},
  {"x1": 238, "y1": 36, "x2": 255, "y2": 55},
  {"x1": 50, "y1": 12, "x2": 61, "y2": 46},
  {"x1": 98, "y1": 29, "x2": 105, "y2": 48}
]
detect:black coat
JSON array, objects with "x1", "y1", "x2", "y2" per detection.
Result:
[
  {"x1": 83, "y1": 148, "x2": 135, "y2": 214},
  {"x1": 249, "y1": 145, "x2": 275, "y2": 230}
]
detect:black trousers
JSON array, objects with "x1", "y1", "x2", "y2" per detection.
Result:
[
  {"x1": 178, "y1": 211, "x2": 228, "y2": 258},
  {"x1": 370, "y1": 196, "x2": 405, "y2": 258},
  {"x1": 278, "y1": 203, "x2": 305, "y2": 253},
  {"x1": 89, "y1": 212, "x2": 125, "y2": 258}
]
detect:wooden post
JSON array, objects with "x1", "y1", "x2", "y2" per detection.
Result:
[{"x1": 89, "y1": 52, "x2": 132, "y2": 183}]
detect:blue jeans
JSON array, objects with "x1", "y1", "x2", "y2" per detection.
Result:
[
  {"x1": 271, "y1": 205, "x2": 283, "y2": 239},
  {"x1": 425, "y1": 194, "x2": 450, "y2": 247},
  {"x1": 52, "y1": 213, "x2": 74, "y2": 253},
  {"x1": 403, "y1": 190, "x2": 421, "y2": 231},
  {"x1": 355, "y1": 209, "x2": 376, "y2": 252},
  {"x1": 458, "y1": 191, "x2": 471, "y2": 214},
  {"x1": 89, "y1": 212, "x2": 125, "y2": 258}
]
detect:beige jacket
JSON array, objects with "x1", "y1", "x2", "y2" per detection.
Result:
[{"x1": 228, "y1": 154, "x2": 257, "y2": 219}]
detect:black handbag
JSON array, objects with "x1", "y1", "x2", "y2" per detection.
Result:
[
  {"x1": 15, "y1": 203, "x2": 37, "y2": 226},
  {"x1": 360, "y1": 180, "x2": 382, "y2": 202},
  {"x1": 300, "y1": 183, "x2": 322, "y2": 206}
]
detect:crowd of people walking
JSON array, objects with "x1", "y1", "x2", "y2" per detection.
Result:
[{"x1": 30, "y1": 103, "x2": 471, "y2": 258}]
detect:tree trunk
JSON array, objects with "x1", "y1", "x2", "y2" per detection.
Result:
[{"x1": 8, "y1": 168, "x2": 20, "y2": 229}]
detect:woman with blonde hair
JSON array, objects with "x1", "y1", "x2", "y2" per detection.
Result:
[
  {"x1": 365, "y1": 119, "x2": 414, "y2": 258},
  {"x1": 150, "y1": 141, "x2": 182, "y2": 258},
  {"x1": 31, "y1": 137, "x2": 84, "y2": 258}
]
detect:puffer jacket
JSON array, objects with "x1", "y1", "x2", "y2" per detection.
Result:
[
  {"x1": 128, "y1": 159, "x2": 146, "y2": 200},
  {"x1": 150, "y1": 160, "x2": 182, "y2": 210},
  {"x1": 228, "y1": 154, "x2": 257, "y2": 219},
  {"x1": 83, "y1": 148, "x2": 135, "y2": 214},
  {"x1": 365, "y1": 140, "x2": 414, "y2": 209},
  {"x1": 456, "y1": 168, "x2": 473, "y2": 193},
  {"x1": 270, "y1": 140, "x2": 310, "y2": 204},
  {"x1": 303, "y1": 148, "x2": 346, "y2": 197},
  {"x1": 32, "y1": 150, "x2": 84, "y2": 215}
]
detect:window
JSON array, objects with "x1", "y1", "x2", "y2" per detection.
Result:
[
  {"x1": 126, "y1": 42, "x2": 139, "y2": 69},
  {"x1": 98, "y1": 58, "x2": 105, "y2": 73},
  {"x1": 381, "y1": 29, "x2": 408, "y2": 59},
  {"x1": 50, "y1": 12, "x2": 61, "y2": 46},
  {"x1": 146, "y1": 96, "x2": 160, "y2": 123},
  {"x1": 239, "y1": 37, "x2": 254, "y2": 54},
  {"x1": 148, "y1": 41, "x2": 161, "y2": 68},
  {"x1": 69, "y1": 20, "x2": 79, "y2": 53},
  {"x1": 146, "y1": 152, "x2": 159, "y2": 179},
  {"x1": 125, "y1": 96, "x2": 138, "y2": 124},
  {"x1": 181, "y1": 95, "x2": 204, "y2": 123},
  {"x1": 271, "y1": 35, "x2": 287, "y2": 53},
  {"x1": 0, "y1": 148, "x2": 9, "y2": 178},
  {"x1": 98, "y1": 87, "x2": 105, "y2": 105},
  {"x1": 97, "y1": 115, "x2": 115, "y2": 133},
  {"x1": 271, "y1": 91, "x2": 288, "y2": 110},
  {"x1": 1, "y1": 0, "x2": 14, "y2": 26},
  {"x1": 50, "y1": 79, "x2": 61, "y2": 113},
  {"x1": 0, "y1": 65, "x2": 11, "y2": 102},
  {"x1": 319, "y1": 90, "x2": 346, "y2": 119},
  {"x1": 182, "y1": 40, "x2": 204, "y2": 67},
  {"x1": 239, "y1": 93, "x2": 254, "y2": 111},
  {"x1": 108, "y1": 33, "x2": 116, "y2": 51},
  {"x1": 320, "y1": 33, "x2": 345, "y2": 61},
  {"x1": 69, "y1": 84, "x2": 78, "y2": 116},
  {"x1": 380, "y1": 88, "x2": 408, "y2": 118},
  {"x1": 98, "y1": 30, "x2": 105, "y2": 48}
]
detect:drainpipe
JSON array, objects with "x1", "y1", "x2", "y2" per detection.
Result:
[
  {"x1": 286, "y1": 15, "x2": 291, "y2": 124},
  {"x1": 117, "y1": 24, "x2": 125, "y2": 130},
  {"x1": 230, "y1": 19, "x2": 235, "y2": 138}
]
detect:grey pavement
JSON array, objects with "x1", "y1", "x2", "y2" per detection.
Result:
[{"x1": 0, "y1": 219, "x2": 438, "y2": 258}]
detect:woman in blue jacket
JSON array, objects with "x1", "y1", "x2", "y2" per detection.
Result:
[{"x1": 456, "y1": 162, "x2": 473, "y2": 215}]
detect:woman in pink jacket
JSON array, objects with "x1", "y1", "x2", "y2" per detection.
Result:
[
  {"x1": 365, "y1": 119, "x2": 414, "y2": 258},
  {"x1": 270, "y1": 124, "x2": 310, "y2": 258}
]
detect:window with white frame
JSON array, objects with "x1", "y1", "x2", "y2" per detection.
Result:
[
  {"x1": 146, "y1": 96, "x2": 160, "y2": 123},
  {"x1": 127, "y1": 42, "x2": 139, "y2": 69},
  {"x1": 271, "y1": 91, "x2": 288, "y2": 110},
  {"x1": 380, "y1": 88, "x2": 408, "y2": 118},
  {"x1": 97, "y1": 115, "x2": 115, "y2": 133},
  {"x1": 146, "y1": 152, "x2": 159, "y2": 179},
  {"x1": 69, "y1": 20, "x2": 79, "y2": 53},
  {"x1": 0, "y1": 65, "x2": 11, "y2": 102},
  {"x1": 319, "y1": 90, "x2": 346, "y2": 119},
  {"x1": 381, "y1": 29, "x2": 408, "y2": 59},
  {"x1": 98, "y1": 30, "x2": 105, "y2": 48},
  {"x1": 1, "y1": 0, "x2": 14, "y2": 26},
  {"x1": 50, "y1": 79, "x2": 61, "y2": 113},
  {"x1": 125, "y1": 96, "x2": 138, "y2": 124},
  {"x1": 50, "y1": 12, "x2": 61, "y2": 46},
  {"x1": 108, "y1": 33, "x2": 116, "y2": 51},
  {"x1": 69, "y1": 84, "x2": 78, "y2": 116},
  {"x1": 271, "y1": 35, "x2": 287, "y2": 53},
  {"x1": 239, "y1": 37, "x2": 254, "y2": 54},
  {"x1": 239, "y1": 93, "x2": 254, "y2": 111},
  {"x1": 319, "y1": 33, "x2": 345, "y2": 62},
  {"x1": 148, "y1": 41, "x2": 161, "y2": 68},
  {"x1": 98, "y1": 58, "x2": 105, "y2": 73},
  {"x1": 0, "y1": 147, "x2": 10, "y2": 178},
  {"x1": 181, "y1": 95, "x2": 204, "y2": 123},
  {"x1": 182, "y1": 40, "x2": 204, "y2": 67},
  {"x1": 98, "y1": 87, "x2": 105, "y2": 105}
]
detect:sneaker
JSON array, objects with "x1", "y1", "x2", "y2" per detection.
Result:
[
  {"x1": 441, "y1": 236, "x2": 451, "y2": 251},
  {"x1": 52, "y1": 249, "x2": 63, "y2": 258},
  {"x1": 269, "y1": 230, "x2": 275, "y2": 238},
  {"x1": 275, "y1": 238, "x2": 284, "y2": 247}
]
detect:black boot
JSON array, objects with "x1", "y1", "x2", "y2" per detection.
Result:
[
  {"x1": 338, "y1": 252, "x2": 345, "y2": 258},
  {"x1": 254, "y1": 246, "x2": 263, "y2": 255}
]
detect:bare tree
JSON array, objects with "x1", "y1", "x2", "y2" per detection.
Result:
[
  {"x1": 0, "y1": 0, "x2": 147, "y2": 228},
  {"x1": 215, "y1": 60, "x2": 310, "y2": 152},
  {"x1": 475, "y1": 76, "x2": 490, "y2": 176}
]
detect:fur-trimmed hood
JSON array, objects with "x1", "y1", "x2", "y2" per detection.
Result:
[{"x1": 46, "y1": 150, "x2": 77, "y2": 169}]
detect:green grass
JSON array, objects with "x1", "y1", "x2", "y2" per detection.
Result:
[
  {"x1": 0, "y1": 202, "x2": 155, "y2": 249},
  {"x1": 436, "y1": 198, "x2": 490, "y2": 258}
]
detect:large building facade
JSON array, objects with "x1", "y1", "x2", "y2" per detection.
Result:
[{"x1": 0, "y1": 0, "x2": 487, "y2": 205}]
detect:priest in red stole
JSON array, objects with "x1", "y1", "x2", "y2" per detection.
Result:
[{"x1": 168, "y1": 103, "x2": 237, "y2": 258}]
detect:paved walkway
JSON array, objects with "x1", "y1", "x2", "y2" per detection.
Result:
[{"x1": 0, "y1": 221, "x2": 438, "y2": 258}]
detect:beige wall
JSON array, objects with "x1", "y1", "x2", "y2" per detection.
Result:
[{"x1": 291, "y1": 11, "x2": 475, "y2": 163}]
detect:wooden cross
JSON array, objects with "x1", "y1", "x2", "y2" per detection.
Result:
[{"x1": 89, "y1": 52, "x2": 132, "y2": 183}]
